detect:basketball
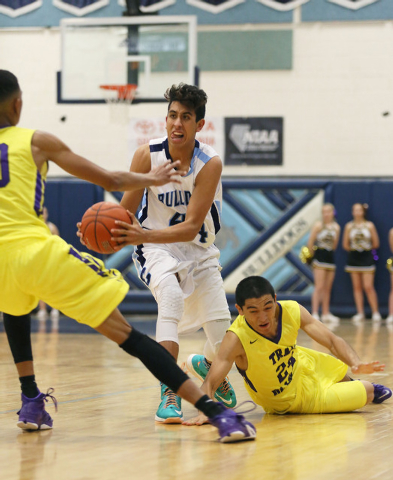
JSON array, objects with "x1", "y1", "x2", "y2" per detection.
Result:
[{"x1": 80, "y1": 202, "x2": 131, "y2": 254}]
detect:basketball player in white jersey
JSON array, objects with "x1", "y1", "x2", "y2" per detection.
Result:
[{"x1": 112, "y1": 84, "x2": 236, "y2": 423}]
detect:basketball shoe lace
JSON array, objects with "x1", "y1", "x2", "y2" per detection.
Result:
[
  {"x1": 43, "y1": 388, "x2": 58, "y2": 412},
  {"x1": 232, "y1": 400, "x2": 257, "y2": 415},
  {"x1": 163, "y1": 387, "x2": 179, "y2": 407}
]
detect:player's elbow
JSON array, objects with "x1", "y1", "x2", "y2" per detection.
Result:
[{"x1": 185, "y1": 222, "x2": 203, "y2": 241}]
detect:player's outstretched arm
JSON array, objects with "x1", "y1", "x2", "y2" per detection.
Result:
[
  {"x1": 299, "y1": 305, "x2": 385, "y2": 373},
  {"x1": 183, "y1": 332, "x2": 242, "y2": 426},
  {"x1": 31, "y1": 131, "x2": 182, "y2": 191},
  {"x1": 113, "y1": 156, "x2": 223, "y2": 248}
]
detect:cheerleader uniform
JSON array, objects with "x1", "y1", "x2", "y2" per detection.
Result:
[
  {"x1": 312, "y1": 224, "x2": 337, "y2": 271},
  {"x1": 345, "y1": 222, "x2": 375, "y2": 273}
]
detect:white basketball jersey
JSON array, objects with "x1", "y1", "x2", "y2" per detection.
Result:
[{"x1": 138, "y1": 137, "x2": 222, "y2": 248}]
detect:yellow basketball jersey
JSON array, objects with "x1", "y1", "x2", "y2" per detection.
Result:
[
  {"x1": 229, "y1": 300, "x2": 303, "y2": 414},
  {"x1": 0, "y1": 126, "x2": 49, "y2": 245}
]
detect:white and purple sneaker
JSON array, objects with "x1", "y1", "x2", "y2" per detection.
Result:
[
  {"x1": 372, "y1": 383, "x2": 392, "y2": 404},
  {"x1": 17, "y1": 388, "x2": 57, "y2": 430},
  {"x1": 209, "y1": 407, "x2": 256, "y2": 443}
]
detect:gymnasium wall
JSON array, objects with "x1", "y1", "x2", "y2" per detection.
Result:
[
  {"x1": 1, "y1": 9, "x2": 393, "y2": 177},
  {"x1": 45, "y1": 178, "x2": 393, "y2": 316}
]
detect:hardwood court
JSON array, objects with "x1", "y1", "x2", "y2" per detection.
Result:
[{"x1": 1, "y1": 319, "x2": 393, "y2": 480}]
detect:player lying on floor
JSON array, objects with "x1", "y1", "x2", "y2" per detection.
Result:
[{"x1": 184, "y1": 276, "x2": 392, "y2": 424}]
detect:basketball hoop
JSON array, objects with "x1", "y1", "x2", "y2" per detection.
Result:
[{"x1": 99, "y1": 84, "x2": 137, "y2": 123}]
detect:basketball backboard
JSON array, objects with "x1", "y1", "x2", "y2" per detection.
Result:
[{"x1": 58, "y1": 16, "x2": 198, "y2": 104}]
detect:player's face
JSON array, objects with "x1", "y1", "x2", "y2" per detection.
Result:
[
  {"x1": 236, "y1": 294, "x2": 278, "y2": 337},
  {"x1": 166, "y1": 101, "x2": 205, "y2": 149}
]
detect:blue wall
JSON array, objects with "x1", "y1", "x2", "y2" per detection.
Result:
[{"x1": 45, "y1": 178, "x2": 393, "y2": 316}]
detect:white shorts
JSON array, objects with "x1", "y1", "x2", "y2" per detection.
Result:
[{"x1": 133, "y1": 242, "x2": 231, "y2": 334}]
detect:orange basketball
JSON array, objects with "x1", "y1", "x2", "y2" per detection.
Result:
[{"x1": 80, "y1": 202, "x2": 131, "y2": 254}]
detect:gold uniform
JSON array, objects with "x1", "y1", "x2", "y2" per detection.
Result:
[
  {"x1": 228, "y1": 300, "x2": 367, "y2": 414},
  {"x1": 0, "y1": 126, "x2": 128, "y2": 327}
]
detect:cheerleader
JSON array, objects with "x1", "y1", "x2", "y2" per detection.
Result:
[
  {"x1": 307, "y1": 203, "x2": 340, "y2": 322},
  {"x1": 343, "y1": 203, "x2": 381, "y2": 322}
]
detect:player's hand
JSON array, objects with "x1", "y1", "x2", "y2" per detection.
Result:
[
  {"x1": 182, "y1": 413, "x2": 209, "y2": 426},
  {"x1": 76, "y1": 222, "x2": 88, "y2": 247},
  {"x1": 149, "y1": 160, "x2": 186, "y2": 186},
  {"x1": 111, "y1": 212, "x2": 145, "y2": 248},
  {"x1": 351, "y1": 361, "x2": 385, "y2": 374}
]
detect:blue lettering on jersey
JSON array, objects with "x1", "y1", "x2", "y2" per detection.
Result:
[{"x1": 158, "y1": 190, "x2": 191, "y2": 207}]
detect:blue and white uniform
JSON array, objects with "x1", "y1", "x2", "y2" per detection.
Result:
[
  {"x1": 137, "y1": 137, "x2": 221, "y2": 249},
  {"x1": 132, "y1": 137, "x2": 230, "y2": 338}
]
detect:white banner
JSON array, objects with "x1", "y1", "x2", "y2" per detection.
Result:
[
  {"x1": 327, "y1": 0, "x2": 379, "y2": 10},
  {"x1": 223, "y1": 190, "x2": 324, "y2": 293},
  {"x1": 128, "y1": 117, "x2": 225, "y2": 160}
]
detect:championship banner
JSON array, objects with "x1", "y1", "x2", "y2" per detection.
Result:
[
  {"x1": 326, "y1": 0, "x2": 379, "y2": 9},
  {"x1": 225, "y1": 117, "x2": 283, "y2": 166},
  {"x1": 128, "y1": 117, "x2": 225, "y2": 161},
  {"x1": 255, "y1": 0, "x2": 310, "y2": 11}
]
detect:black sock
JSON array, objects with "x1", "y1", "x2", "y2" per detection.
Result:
[
  {"x1": 195, "y1": 395, "x2": 225, "y2": 419},
  {"x1": 20, "y1": 375, "x2": 39, "y2": 398},
  {"x1": 3, "y1": 313, "x2": 33, "y2": 363},
  {"x1": 119, "y1": 328, "x2": 189, "y2": 393}
]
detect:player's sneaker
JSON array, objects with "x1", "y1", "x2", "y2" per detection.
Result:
[
  {"x1": 209, "y1": 407, "x2": 256, "y2": 443},
  {"x1": 321, "y1": 313, "x2": 340, "y2": 323},
  {"x1": 372, "y1": 383, "x2": 392, "y2": 404},
  {"x1": 372, "y1": 312, "x2": 382, "y2": 322},
  {"x1": 50, "y1": 309, "x2": 60, "y2": 331},
  {"x1": 17, "y1": 388, "x2": 57, "y2": 431},
  {"x1": 155, "y1": 384, "x2": 183, "y2": 424},
  {"x1": 186, "y1": 354, "x2": 237, "y2": 408}
]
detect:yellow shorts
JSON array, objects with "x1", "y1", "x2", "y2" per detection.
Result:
[
  {"x1": 0, "y1": 235, "x2": 129, "y2": 328},
  {"x1": 289, "y1": 347, "x2": 367, "y2": 414}
]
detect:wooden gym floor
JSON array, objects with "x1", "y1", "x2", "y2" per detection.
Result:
[{"x1": 1, "y1": 318, "x2": 393, "y2": 480}]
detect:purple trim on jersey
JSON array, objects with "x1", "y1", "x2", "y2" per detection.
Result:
[
  {"x1": 236, "y1": 365, "x2": 257, "y2": 393},
  {"x1": 245, "y1": 302, "x2": 283, "y2": 345},
  {"x1": 0, "y1": 143, "x2": 10, "y2": 187},
  {"x1": 34, "y1": 170, "x2": 45, "y2": 216},
  {"x1": 0, "y1": 125, "x2": 11, "y2": 129},
  {"x1": 210, "y1": 202, "x2": 221, "y2": 234},
  {"x1": 68, "y1": 246, "x2": 106, "y2": 277}
]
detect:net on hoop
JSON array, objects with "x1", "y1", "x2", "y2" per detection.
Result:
[{"x1": 99, "y1": 84, "x2": 137, "y2": 123}]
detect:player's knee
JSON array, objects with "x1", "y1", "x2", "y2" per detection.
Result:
[
  {"x1": 156, "y1": 282, "x2": 184, "y2": 322},
  {"x1": 363, "y1": 284, "x2": 374, "y2": 295}
]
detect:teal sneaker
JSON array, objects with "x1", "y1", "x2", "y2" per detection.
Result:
[
  {"x1": 186, "y1": 354, "x2": 237, "y2": 408},
  {"x1": 155, "y1": 384, "x2": 183, "y2": 424}
]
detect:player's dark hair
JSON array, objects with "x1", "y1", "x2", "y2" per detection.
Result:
[
  {"x1": 0, "y1": 70, "x2": 20, "y2": 103},
  {"x1": 236, "y1": 276, "x2": 276, "y2": 308},
  {"x1": 164, "y1": 83, "x2": 207, "y2": 122}
]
